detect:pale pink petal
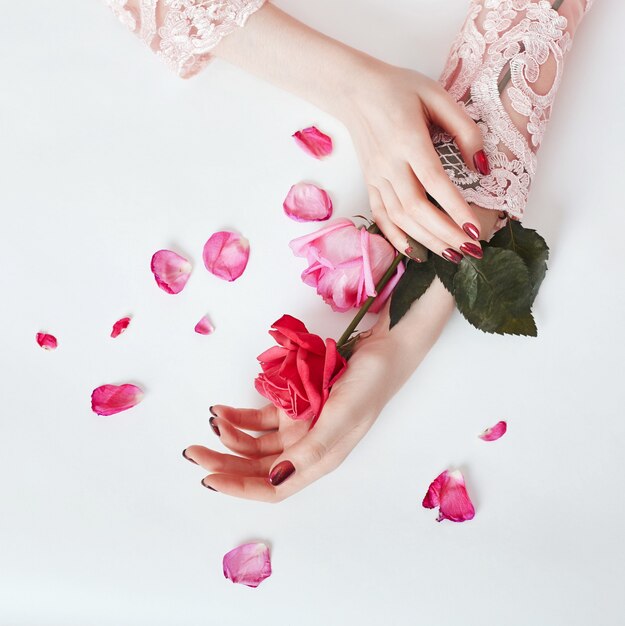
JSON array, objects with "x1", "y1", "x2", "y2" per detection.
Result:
[
  {"x1": 289, "y1": 218, "x2": 353, "y2": 257},
  {"x1": 203, "y1": 231, "x2": 250, "y2": 282},
  {"x1": 111, "y1": 317, "x2": 131, "y2": 338},
  {"x1": 422, "y1": 469, "x2": 475, "y2": 523},
  {"x1": 36, "y1": 332, "x2": 57, "y2": 350},
  {"x1": 150, "y1": 250, "x2": 192, "y2": 294},
  {"x1": 194, "y1": 315, "x2": 215, "y2": 335},
  {"x1": 292, "y1": 126, "x2": 333, "y2": 159},
  {"x1": 283, "y1": 182, "x2": 333, "y2": 222},
  {"x1": 368, "y1": 259, "x2": 406, "y2": 314},
  {"x1": 223, "y1": 542, "x2": 272, "y2": 588},
  {"x1": 91, "y1": 384, "x2": 144, "y2": 416},
  {"x1": 479, "y1": 420, "x2": 507, "y2": 442}
]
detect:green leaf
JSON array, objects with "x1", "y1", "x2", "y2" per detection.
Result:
[
  {"x1": 433, "y1": 254, "x2": 458, "y2": 295},
  {"x1": 453, "y1": 248, "x2": 536, "y2": 336},
  {"x1": 389, "y1": 260, "x2": 436, "y2": 329},
  {"x1": 488, "y1": 220, "x2": 549, "y2": 304}
]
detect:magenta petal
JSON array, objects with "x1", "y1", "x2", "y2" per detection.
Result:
[
  {"x1": 203, "y1": 231, "x2": 250, "y2": 282},
  {"x1": 283, "y1": 182, "x2": 333, "y2": 222},
  {"x1": 479, "y1": 420, "x2": 507, "y2": 442},
  {"x1": 150, "y1": 250, "x2": 192, "y2": 294},
  {"x1": 91, "y1": 384, "x2": 144, "y2": 416},
  {"x1": 36, "y1": 332, "x2": 57, "y2": 350},
  {"x1": 111, "y1": 317, "x2": 131, "y2": 338},
  {"x1": 194, "y1": 315, "x2": 215, "y2": 335},
  {"x1": 223, "y1": 542, "x2": 272, "y2": 588},
  {"x1": 422, "y1": 469, "x2": 475, "y2": 523},
  {"x1": 292, "y1": 126, "x2": 333, "y2": 159}
]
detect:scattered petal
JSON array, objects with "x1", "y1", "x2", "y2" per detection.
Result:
[
  {"x1": 283, "y1": 182, "x2": 333, "y2": 222},
  {"x1": 150, "y1": 250, "x2": 192, "y2": 294},
  {"x1": 422, "y1": 469, "x2": 475, "y2": 523},
  {"x1": 292, "y1": 126, "x2": 333, "y2": 159},
  {"x1": 36, "y1": 333, "x2": 57, "y2": 350},
  {"x1": 203, "y1": 231, "x2": 250, "y2": 282},
  {"x1": 195, "y1": 315, "x2": 215, "y2": 335},
  {"x1": 223, "y1": 542, "x2": 272, "y2": 588},
  {"x1": 479, "y1": 420, "x2": 507, "y2": 442},
  {"x1": 91, "y1": 384, "x2": 144, "y2": 416},
  {"x1": 111, "y1": 317, "x2": 132, "y2": 338}
]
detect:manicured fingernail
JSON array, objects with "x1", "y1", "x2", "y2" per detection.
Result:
[
  {"x1": 404, "y1": 246, "x2": 422, "y2": 263},
  {"x1": 462, "y1": 222, "x2": 480, "y2": 241},
  {"x1": 473, "y1": 150, "x2": 490, "y2": 175},
  {"x1": 460, "y1": 242, "x2": 483, "y2": 259},
  {"x1": 209, "y1": 416, "x2": 221, "y2": 437},
  {"x1": 201, "y1": 479, "x2": 217, "y2": 491},
  {"x1": 268, "y1": 460, "x2": 295, "y2": 486},
  {"x1": 442, "y1": 248, "x2": 463, "y2": 264},
  {"x1": 209, "y1": 405, "x2": 217, "y2": 416},
  {"x1": 182, "y1": 448, "x2": 198, "y2": 465},
  {"x1": 498, "y1": 211, "x2": 507, "y2": 220}
]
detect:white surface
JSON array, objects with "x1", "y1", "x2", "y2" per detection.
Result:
[{"x1": 0, "y1": 1, "x2": 623, "y2": 625}]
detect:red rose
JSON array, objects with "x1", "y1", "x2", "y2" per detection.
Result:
[{"x1": 254, "y1": 315, "x2": 347, "y2": 423}]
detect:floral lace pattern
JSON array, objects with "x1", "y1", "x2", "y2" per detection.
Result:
[{"x1": 435, "y1": 0, "x2": 594, "y2": 219}]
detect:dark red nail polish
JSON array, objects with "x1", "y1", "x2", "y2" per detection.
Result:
[
  {"x1": 460, "y1": 242, "x2": 483, "y2": 259},
  {"x1": 182, "y1": 448, "x2": 198, "y2": 465},
  {"x1": 209, "y1": 416, "x2": 221, "y2": 437},
  {"x1": 404, "y1": 246, "x2": 423, "y2": 263},
  {"x1": 462, "y1": 222, "x2": 480, "y2": 241},
  {"x1": 268, "y1": 460, "x2": 295, "y2": 486},
  {"x1": 201, "y1": 479, "x2": 217, "y2": 491},
  {"x1": 473, "y1": 150, "x2": 491, "y2": 176},
  {"x1": 209, "y1": 405, "x2": 217, "y2": 416},
  {"x1": 442, "y1": 248, "x2": 463, "y2": 264}
]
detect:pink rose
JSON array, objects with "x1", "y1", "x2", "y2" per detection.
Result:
[
  {"x1": 254, "y1": 315, "x2": 347, "y2": 423},
  {"x1": 289, "y1": 218, "x2": 404, "y2": 313}
]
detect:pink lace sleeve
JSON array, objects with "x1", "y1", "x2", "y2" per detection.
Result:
[
  {"x1": 434, "y1": 0, "x2": 595, "y2": 220},
  {"x1": 105, "y1": 0, "x2": 268, "y2": 78}
]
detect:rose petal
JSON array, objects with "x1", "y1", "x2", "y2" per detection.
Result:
[
  {"x1": 223, "y1": 542, "x2": 272, "y2": 588},
  {"x1": 111, "y1": 317, "x2": 131, "y2": 338},
  {"x1": 422, "y1": 469, "x2": 475, "y2": 523},
  {"x1": 283, "y1": 182, "x2": 333, "y2": 222},
  {"x1": 150, "y1": 250, "x2": 192, "y2": 294},
  {"x1": 203, "y1": 231, "x2": 250, "y2": 282},
  {"x1": 479, "y1": 420, "x2": 507, "y2": 441},
  {"x1": 91, "y1": 384, "x2": 144, "y2": 416},
  {"x1": 292, "y1": 126, "x2": 333, "y2": 159},
  {"x1": 36, "y1": 333, "x2": 57, "y2": 351},
  {"x1": 194, "y1": 315, "x2": 215, "y2": 335}
]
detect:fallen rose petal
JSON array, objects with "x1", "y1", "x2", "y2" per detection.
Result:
[
  {"x1": 223, "y1": 542, "x2": 272, "y2": 588},
  {"x1": 292, "y1": 126, "x2": 333, "y2": 159},
  {"x1": 36, "y1": 333, "x2": 57, "y2": 350},
  {"x1": 283, "y1": 182, "x2": 333, "y2": 222},
  {"x1": 479, "y1": 420, "x2": 507, "y2": 442},
  {"x1": 150, "y1": 250, "x2": 192, "y2": 294},
  {"x1": 194, "y1": 315, "x2": 215, "y2": 335},
  {"x1": 111, "y1": 317, "x2": 131, "y2": 338},
  {"x1": 91, "y1": 384, "x2": 144, "y2": 416},
  {"x1": 422, "y1": 469, "x2": 475, "y2": 523},
  {"x1": 203, "y1": 231, "x2": 250, "y2": 282}
]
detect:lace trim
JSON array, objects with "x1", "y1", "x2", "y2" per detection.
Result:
[{"x1": 106, "y1": 0, "x2": 137, "y2": 31}]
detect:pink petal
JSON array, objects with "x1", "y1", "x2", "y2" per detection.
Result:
[
  {"x1": 111, "y1": 317, "x2": 131, "y2": 338},
  {"x1": 194, "y1": 315, "x2": 215, "y2": 335},
  {"x1": 292, "y1": 126, "x2": 333, "y2": 159},
  {"x1": 36, "y1": 332, "x2": 57, "y2": 351},
  {"x1": 223, "y1": 542, "x2": 272, "y2": 588},
  {"x1": 203, "y1": 231, "x2": 250, "y2": 282},
  {"x1": 283, "y1": 182, "x2": 333, "y2": 222},
  {"x1": 422, "y1": 469, "x2": 475, "y2": 523},
  {"x1": 150, "y1": 250, "x2": 192, "y2": 294},
  {"x1": 91, "y1": 384, "x2": 144, "y2": 416},
  {"x1": 479, "y1": 420, "x2": 507, "y2": 442}
]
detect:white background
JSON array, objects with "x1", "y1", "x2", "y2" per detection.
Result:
[{"x1": 1, "y1": 1, "x2": 623, "y2": 624}]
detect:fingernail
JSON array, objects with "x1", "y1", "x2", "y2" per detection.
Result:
[
  {"x1": 209, "y1": 405, "x2": 217, "y2": 416},
  {"x1": 268, "y1": 460, "x2": 295, "y2": 486},
  {"x1": 442, "y1": 248, "x2": 463, "y2": 264},
  {"x1": 404, "y1": 246, "x2": 423, "y2": 263},
  {"x1": 498, "y1": 211, "x2": 507, "y2": 220},
  {"x1": 182, "y1": 448, "x2": 198, "y2": 465},
  {"x1": 462, "y1": 222, "x2": 480, "y2": 241},
  {"x1": 201, "y1": 479, "x2": 217, "y2": 491},
  {"x1": 209, "y1": 416, "x2": 221, "y2": 437},
  {"x1": 473, "y1": 150, "x2": 491, "y2": 176},
  {"x1": 460, "y1": 242, "x2": 483, "y2": 259}
]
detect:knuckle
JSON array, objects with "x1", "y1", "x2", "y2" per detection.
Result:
[{"x1": 306, "y1": 438, "x2": 327, "y2": 465}]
